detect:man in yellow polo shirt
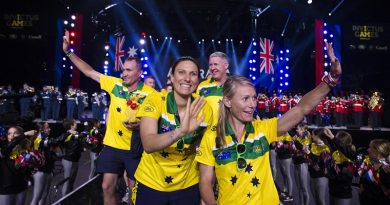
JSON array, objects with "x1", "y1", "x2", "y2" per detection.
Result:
[
  {"x1": 196, "y1": 52, "x2": 229, "y2": 126},
  {"x1": 63, "y1": 30, "x2": 156, "y2": 205}
]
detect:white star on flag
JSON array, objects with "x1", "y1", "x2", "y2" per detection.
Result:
[{"x1": 127, "y1": 46, "x2": 138, "y2": 57}]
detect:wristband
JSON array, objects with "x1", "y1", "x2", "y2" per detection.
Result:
[{"x1": 66, "y1": 50, "x2": 73, "y2": 57}]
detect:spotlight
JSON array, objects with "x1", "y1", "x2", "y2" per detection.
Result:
[
  {"x1": 104, "y1": 45, "x2": 110, "y2": 50},
  {"x1": 239, "y1": 41, "x2": 243, "y2": 44},
  {"x1": 307, "y1": 0, "x2": 312, "y2": 4},
  {"x1": 165, "y1": 37, "x2": 168, "y2": 39},
  {"x1": 64, "y1": 20, "x2": 68, "y2": 25},
  {"x1": 202, "y1": 39, "x2": 204, "y2": 42},
  {"x1": 140, "y1": 39, "x2": 145, "y2": 45},
  {"x1": 169, "y1": 37, "x2": 172, "y2": 40},
  {"x1": 70, "y1": 32, "x2": 75, "y2": 37},
  {"x1": 149, "y1": 35, "x2": 152, "y2": 38},
  {"x1": 71, "y1": 15, "x2": 76, "y2": 20},
  {"x1": 212, "y1": 39, "x2": 215, "y2": 42},
  {"x1": 70, "y1": 23, "x2": 75, "y2": 27},
  {"x1": 177, "y1": 40, "x2": 181, "y2": 43},
  {"x1": 104, "y1": 61, "x2": 108, "y2": 65}
]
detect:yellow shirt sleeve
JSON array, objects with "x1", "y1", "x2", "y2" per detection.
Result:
[
  {"x1": 255, "y1": 117, "x2": 278, "y2": 144},
  {"x1": 100, "y1": 75, "x2": 121, "y2": 92},
  {"x1": 136, "y1": 93, "x2": 162, "y2": 120},
  {"x1": 195, "y1": 128, "x2": 216, "y2": 167}
]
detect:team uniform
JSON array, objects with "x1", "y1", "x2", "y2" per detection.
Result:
[
  {"x1": 96, "y1": 75, "x2": 156, "y2": 178},
  {"x1": 196, "y1": 78, "x2": 223, "y2": 126},
  {"x1": 196, "y1": 118, "x2": 279, "y2": 205},
  {"x1": 133, "y1": 91, "x2": 213, "y2": 204}
]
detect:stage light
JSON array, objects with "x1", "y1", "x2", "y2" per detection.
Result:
[
  {"x1": 249, "y1": 74, "x2": 252, "y2": 77},
  {"x1": 253, "y1": 59, "x2": 256, "y2": 63},
  {"x1": 64, "y1": 20, "x2": 68, "y2": 25},
  {"x1": 285, "y1": 82, "x2": 289, "y2": 86},
  {"x1": 104, "y1": 45, "x2": 110, "y2": 50},
  {"x1": 141, "y1": 32, "x2": 146, "y2": 37},
  {"x1": 325, "y1": 54, "x2": 328, "y2": 58},
  {"x1": 253, "y1": 51, "x2": 257, "y2": 54},
  {"x1": 106, "y1": 53, "x2": 109, "y2": 57},
  {"x1": 330, "y1": 34, "x2": 334, "y2": 38},
  {"x1": 286, "y1": 66, "x2": 289, "y2": 69},
  {"x1": 144, "y1": 57, "x2": 148, "y2": 60},
  {"x1": 280, "y1": 50, "x2": 284, "y2": 54},
  {"x1": 70, "y1": 49, "x2": 74, "y2": 52},
  {"x1": 144, "y1": 64, "x2": 148, "y2": 68},
  {"x1": 230, "y1": 39, "x2": 233, "y2": 42},
  {"x1": 324, "y1": 62, "x2": 328, "y2": 67},
  {"x1": 63, "y1": 65, "x2": 66, "y2": 68},
  {"x1": 280, "y1": 70, "x2": 284, "y2": 73},
  {"x1": 202, "y1": 39, "x2": 204, "y2": 42},
  {"x1": 141, "y1": 74, "x2": 144, "y2": 78},
  {"x1": 70, "y1": 40, "x2": 74, "y2": 44},
  {"x1": 71, "y1": 23, "x2": 75, "y2": 27},
  {"x1": 70, "y1": 66, "x2": 73, "y2": 69},
  {"x1": 141, "y1": 57, "x2": 144, "y2": 61},
  {"x1": 253, "y1": 68, "x2": 256, "y2": 71},
  {"x1": 156, "y1": 39, "x2": 159, "y2": 42},
  {"x1": 329, "y1": 13, "x2": 332, "y2": 16},
  {"x1": 323, "y1": 30, "x2": 328, "y2": 35},
  {"x1": 141, "y1": 49, "x2": 145, "y2": 53},
  {"x1": 324, "y1": 46, "x2": 327, "y2": 50},
  {"x1": 249, "y1": 60, "x2": 253, "y2": 63},
  {"x1": 218, "y1": 41, "x2": 221, "y2": 44},
  {"x1": 104, "y1": 65, "x2": 108, "y2": 69},
  {"x1": 139, "y1": 12, "x2": 143, "y2": 16},
  {"x1": 140, "y1": 39, "x2": 145, "y2": 45},
  {"x1": 149, "y1": 35, "x2": 152, "y2": 38},
  {"x1": 280, "y1": 83, "x2": 283, "y2": 87},
  {"x1": 177, "y1": 40, "x2": 180, "y2": 43},
  {"x1": 286, "y1": 58, "x2": 289, "y2": 61},
  {"x1": 253, "y1": 42, "x2": 257, "y2": 46},
  {"x1": 252, "y1": 76, "x2": 256, "y2": 80},
  {"x1": 104, "y1": 61, "x2": 108, "y2": 65},
  {"x1": 285, "y1": 74, "x2": 289, "y2": 77},
  {"x1": 324, "y1": 23, "x2": 327, "y2": 27},
  {"x1": 143, "y1": 71, "x2": 148, "y2": 75},
  {"x1": 70, "y1": 74, "x2": 72, "y2": 77},
  {"x1": 286, "y1": 49, "x2": 290, "y2": 53},
  {"x1": 212, "y1": 39, "x2": 215, "y2": 42},
  {"x1": 165, "y1": 37, "x2": 168, "y2": 39},
  {"x1": 198, "y1": 41, "x2": 201, "y2": 44},
  {"x1": 240, "y1": 41, "x2": 243, "y2": 44},
  {"x1": 307, "y1": 0, "x2": 312, "y2": 4},
  {"x1": 169, "y1": 37, "x2": 172, "y2": 40},
  {"x1": 226, "y1": 39, "x2": 228, "y2": 41},
  {"x1": 280, "y1": 57, "x2": 283, "y2": 61},
  {"x1": 71, "y1": 15, "x2": 76, "y2": 20},
  {"x1": 280, "y1": 77, "x2": 283, "y2": 80}
]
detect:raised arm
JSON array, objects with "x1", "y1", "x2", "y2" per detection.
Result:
[
  {"x1": 63, "y1": 30, "x2": 101, "y2": 83},
  {"x1": 277, "y1": 42, "x2": 342, "y2": 135}
]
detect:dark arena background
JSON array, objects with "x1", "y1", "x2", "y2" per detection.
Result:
[{"x1": 1, "y1": 0, "x2": 390, "y2": 205}]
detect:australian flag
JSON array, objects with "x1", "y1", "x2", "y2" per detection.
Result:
[
  {"x1": 256, "y1": 37, "x2": 278, "y2": 92},
  {"x1": 109, "y1": 35, "x2": 143, "y2": 77}
]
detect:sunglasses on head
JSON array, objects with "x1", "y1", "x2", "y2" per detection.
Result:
[{"x1": 236, "y1": 143, "x2": 247, "y2": 171}]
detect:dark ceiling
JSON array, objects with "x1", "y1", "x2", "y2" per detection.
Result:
[{"x1": 68, "y1": 0, "x2": 389, "y2": 41}]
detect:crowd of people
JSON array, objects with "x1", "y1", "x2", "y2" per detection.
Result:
[
  {"x1": 0, "y1": 31, "x2": 389, "y2": 205},
  {"x1": 255, "y1": 90, "x2": 384, "y2": 129}
]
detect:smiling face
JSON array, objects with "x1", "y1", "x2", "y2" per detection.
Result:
[
  {"x1": 122, "y1": 59, "x2": 141, "y2": 87},
  {"x1": 209, "y1": 56, "x2": 228, "y2": 82},
  {"x1": 170, "y1": 60, "x2": 199, "y2": 97},
  {"x1": 224, "y1": 84, "x2": 257, "y2": 123}
]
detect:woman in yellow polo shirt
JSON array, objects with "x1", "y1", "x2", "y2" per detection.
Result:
[
  {"x1": 134, "y1": 56, "x2": 213, "y2": 204},
  {"x1": 196, "y1": 42, "x2": 342, "y2": 205}
]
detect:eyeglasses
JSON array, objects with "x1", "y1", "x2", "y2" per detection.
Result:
[
  {"x1": 236, "y1": 143, "x2": 247, "y2": 171},
  {"x1": 176, "y1": 138, "x2": 184, "y2": 152}
]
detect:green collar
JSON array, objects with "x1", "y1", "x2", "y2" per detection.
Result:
[
  {"x1": 124, "y1": 81, "x2": 144, "y2": 93},
  {"x1": 225, "y1": 121, "x2": 255, "y2": 143},
  {"x1": 166, "y1": 92, "x2": 195, "y2": 115}
]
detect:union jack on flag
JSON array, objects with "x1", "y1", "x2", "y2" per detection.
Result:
[
  {"x1": 259, "y1": 38, "x2": 275, "y2": 74},
  {"x1": 114, "y1": 36, "x2": 139, "y2": 72},
  {"x1": 115, "y1": 36, "x2": 125, "y2": 72}
]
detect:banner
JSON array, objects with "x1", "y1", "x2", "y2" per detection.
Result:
[{"x1": 344, "y1": 23, "x2": 390, "y2": 52}]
